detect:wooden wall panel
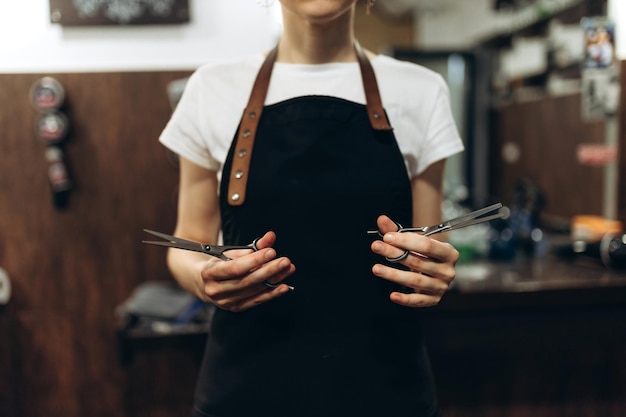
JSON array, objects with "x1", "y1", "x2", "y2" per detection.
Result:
[
  {"x1": 490, "y1": 93, "x2": 606, "y2": 219},
  {"x1": 490, "y1": 60, "x2": 626, "y2": 225},
  {"x1": 0, "y1": 71, "x2": 196, "y2": 417}
]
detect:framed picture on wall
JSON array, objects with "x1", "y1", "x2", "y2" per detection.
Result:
[
  {"x1": 580, "y1": 17, "x2": 620, "y2": 121},
  {"x1": 49, "y1": 0, "x2": 190, "y2": 26}
]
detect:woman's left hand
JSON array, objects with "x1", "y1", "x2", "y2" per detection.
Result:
[{"x1": 370, "y1": 215, "x2": 460, "y2": 307}]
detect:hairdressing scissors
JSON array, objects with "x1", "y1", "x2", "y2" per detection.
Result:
[
  {"x1": 367, "y1": 202, "x2": 505, "y2": 262},
  {"x1": 142, "y1": 229, "x2": 293, "y2": 290}
]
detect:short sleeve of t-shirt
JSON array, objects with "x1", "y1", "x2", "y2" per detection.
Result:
[
  {"x1": 160, "y1": 71, "x2": 222, "y2": 171},
  {"x1": 160, "y1": 54, "x2": 262, "y2": 172}
]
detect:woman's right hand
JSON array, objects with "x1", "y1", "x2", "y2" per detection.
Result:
[{"x1": 199, "y1": 231, "x2": 296, "y2": 312}]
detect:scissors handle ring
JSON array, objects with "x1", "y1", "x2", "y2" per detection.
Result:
[
  {"x1": 368, "y1": 222, "x2": 410, "y2": 262},
  {"x1": 386, "y1": 251, "x2": 409, "y2": 263},
  {"x1": 208, "y1": 237, "x2": 262, "y2": 260},
  {"x1": 385, "y1": 222, "x2": 410, "y2": 262},
  {"x1": 263, "y1": 281, "x2": 295, "y2": 291}
]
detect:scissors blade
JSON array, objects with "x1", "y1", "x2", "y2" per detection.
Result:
[
  {"x1": 445, "y1": 203, "x2": 503, "y2": 228},
  {"x1": 420, "y1": 203, "x2": 504, "y2": 236},
  {"x1": 142, "y1": 229, "x2": 207, "y2": 254},
  {"x1": 423, "y1": 212, "x2": 504, "y2": 236}
]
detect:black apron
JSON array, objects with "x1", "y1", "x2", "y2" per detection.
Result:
[{"x1": 192, "y1": 46, "x2": 439, "y2": 417}]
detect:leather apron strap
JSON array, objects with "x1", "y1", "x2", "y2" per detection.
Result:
[
  {"x1": 226, "y1": 42, "x2": 392, "y2": 206},
  {"x1": 354, "y1": 40, "x2": 393, "y2": 131}
]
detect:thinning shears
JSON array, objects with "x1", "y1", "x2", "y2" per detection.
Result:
[
  {"x1": 367, "y1": 202, "x2": 504, "y2": 262},
  {"x1": 142, "y1": 230, "x2": 291, "y2": 290}
]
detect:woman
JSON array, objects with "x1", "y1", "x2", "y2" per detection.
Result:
[{"x1": 159, "y1": 1, "x2": 463, "y2": 416}]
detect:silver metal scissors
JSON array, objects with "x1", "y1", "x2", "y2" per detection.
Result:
[
  {"x1": 142, "y1": 229, "x2": 293, "y2": 290},
  {"x1": 367, "y1": 202, "x2": 504, "y2": 262}
]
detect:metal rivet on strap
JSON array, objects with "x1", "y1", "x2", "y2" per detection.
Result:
[
  {"x1": 238, "y1": 149, "x2": 247, "y2": 157},
  {"x1": 231, "y1": 193, "x2": 240, "y2": 202},
  {"x1": 248, "y1": 111, "x2": 256, "y2": 119},
  {"x1": 242, "y1": 129, "x2": 251, "y2": 138},
  {"x1": 373, "y1": 112, "x2": 381, "y2": 119},
  {"x1": 234, "y1": 170, "x2": 244, "y2": 179}
]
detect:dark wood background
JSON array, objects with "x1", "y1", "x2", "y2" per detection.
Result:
[
  {"x1": 490, "y1": 93, "x2": 606, "y2": 217},
  {"x1": 0, "y1": 63, "x2": 624, "y2": 417},
  {"x1": 0, "y1": 71, "x2": 197, "y2": 417},
  {"x1": 490, "y1": 62, "x2": 626, "y2": 223}
]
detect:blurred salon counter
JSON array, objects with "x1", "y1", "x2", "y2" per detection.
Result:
[
  {"x1": 422, "y1": 248, "x2": 626, "y2": 350},
  {"x1": 420, "y1": 247, "x2": 626, "y2": 416},
  {"x1": 444, "y1": 254, "x2": 626, "y2": 309}
]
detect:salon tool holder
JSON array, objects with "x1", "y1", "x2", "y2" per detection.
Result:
[
  {"x1": 29, "y1": 77, "x2": 73, "y2": 209},
  {"x1": 489, "y1": 180, "x2": 548, "y2": 260}
]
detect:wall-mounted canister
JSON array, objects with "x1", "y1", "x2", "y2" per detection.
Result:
[
  {"x1": 29, "y1": 76, "x2": 65, "y2": 112},
  {"x1": 34, "y1": 111, "x2": 70, "y2": 145}
]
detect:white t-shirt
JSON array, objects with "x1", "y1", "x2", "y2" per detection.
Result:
[{"x1": 160, "y1": 53, "x2": 464, "y2": 179}]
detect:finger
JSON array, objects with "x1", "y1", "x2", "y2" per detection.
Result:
[
  {"x1": 371, "y1": 236, "x2": 457, "y2": 285},
  {"x1": 393, "y1": 247, "x2": 456, "y2": 284},
  {"x1": 211, "y1": 260, "x2": 295, "y2": 311},
  {"x1": 208, "y1": 247, "x2": 279, "y2": 283},
  {"x1": 222, "y1": 231, "x2": 277, "y2": 260},
  {"x1": 263, "y1": 262, "x2": 297, "y2": 288},
  {"x1": 376, "y1": 215, "x2": 401, "y2": 234},
  {"x1": 371, "y1": 239, "x2": 408, "y2": 264},
  {"x1": 253, "y1": 231, "x2": 277, "y2": 250},
  {"x1": 204, "y1": 256, "x2": 294, "y2": 299},
  {"x1": 241, "y1": 256, "x2": 295, "y2": 287},
  {"x1": 389, "y1": 291, "x2": 443, "y2": 308},
  {"x1": 372, "y1": 264, "x2": 450, "y2": 295},
  {"x1": 383, "y1": 232, "x2": 460, "y2": 264},
  {"x1": 372, "y1": 264, "x2": 449, "y2": 308},
  {"x1": 218, "y1": 284, "x2": 292, "y2": 312}
]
